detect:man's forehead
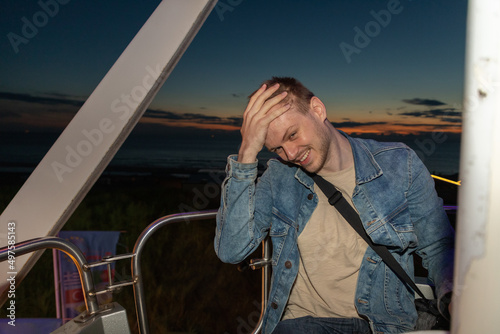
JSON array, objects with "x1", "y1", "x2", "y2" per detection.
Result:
[
  {"x1": 265, "y1": 109, "x2": 302, "y2": 146},
  {"x1": 271, "y1": 104, "x2": 306, "y2": 127}
]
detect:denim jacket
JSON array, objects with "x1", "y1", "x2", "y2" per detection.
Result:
[{"x1": 215, "y1": 134, "x2": 454, "y2": 334}]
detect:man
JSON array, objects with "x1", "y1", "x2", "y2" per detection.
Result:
[{"x1": 214, "y1": 77, "x2": 454, "y2": 333}]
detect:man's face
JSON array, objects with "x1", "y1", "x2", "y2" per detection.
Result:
[{"x1": 264, "y1": 105, "x2": 331, "y2": 174}]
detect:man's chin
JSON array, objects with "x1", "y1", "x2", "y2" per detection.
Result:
[
  {"x1": 289, "y1": 156, "x2": 325, "y2": 174},
  {"x1": 303, "y1": 159, "x2": 327, "y2": 174},
  {"x1": 301, "y1": 163, "x2": 321, "y2": 174}
]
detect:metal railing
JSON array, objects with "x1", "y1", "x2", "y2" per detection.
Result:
[
  {"x1": 132, "y1": 210, "x2": 271, "y2": 333},
  {"x1": 0, "y1": 237, "x2": 100, "y2": 316},
  {"x1": 0, "y1": 210, "x2": 272, "y2": 334}
]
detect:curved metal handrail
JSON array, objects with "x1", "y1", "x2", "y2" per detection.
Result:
[
  {"x1": 0, "y1": 212, "x2": 271, "y2": 334},
  {"x1": 0, "y1": 236, "x2": 99, "y2": 315},
  {"x1": 132, "y1": 210, "x2": 271, "y2": 334},
  {"x1": 132, "y1": 210, "x2": 217, "y2": 334}
]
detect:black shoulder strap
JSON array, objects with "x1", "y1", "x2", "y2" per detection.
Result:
[{"x1": 312, "y1": 174, "x2": 427, "y2": 300}]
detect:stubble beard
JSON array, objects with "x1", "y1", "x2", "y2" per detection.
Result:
[{"x1": 304, "y1": 127, "x2": 331, "y2": 174}]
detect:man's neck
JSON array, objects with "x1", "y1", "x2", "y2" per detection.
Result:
[{"x1": 319, "y1": 129, "x2": 354, "y2": 175}]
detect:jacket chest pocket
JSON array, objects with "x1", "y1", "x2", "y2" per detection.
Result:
[
  {"x1": 365, "y1": 202, "x2": 417, "y2": 251},
  {"x1": 269, "y1": 210, "x2": 296, "y2": 266}
]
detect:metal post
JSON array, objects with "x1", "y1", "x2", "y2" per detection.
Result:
[
  {"x1": 132, "y1": 210, "x2": 218, "y2": 334},
  {"x1": 453, "y1": 0, "x2": 500, "y2": 333},
  {"x1": 251, "y1": 238, "x2": 271, "y2": 334},
  {"x1": 52, "y1": 248, "x2": 62, "y2": 320}
]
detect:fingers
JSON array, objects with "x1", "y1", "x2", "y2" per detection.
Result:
[
  {"x1": 246, "y1": 84, "x2": 268, "y2": 112},
  {"x1": 263, "y1": 91, "x2": 288, "y2": 114},
  {"x1": 237, "y1": 83, "x2": 292, "y2": 163},
  {"x1": 241, "y1": 83, "x2": 290, "y2": 135},
  {"x1": 245, "y1": 83, "x2": 286, "y2": 117},
  {"x1": 267, "y1": 101, "x2": 292, "y2": 121},
  {"x1": 241, "y1": 91, "x2": 289, "y2": 141}
]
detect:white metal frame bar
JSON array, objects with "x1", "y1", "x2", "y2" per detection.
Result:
[
  {"x1": 453, "y1": 0, "x2": 500, "y2": 333},
  {"x1": 0, "y1": 0, "x2": 217, "y2": 300}
]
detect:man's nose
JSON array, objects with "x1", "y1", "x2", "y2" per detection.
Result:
[{"x1": 282, "y1": 143, "x2": 298, "y2": 161}]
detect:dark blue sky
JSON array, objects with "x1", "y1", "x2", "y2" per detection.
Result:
[{"x1": 1, "y1": 0, "x2": 467, "y2": 135}]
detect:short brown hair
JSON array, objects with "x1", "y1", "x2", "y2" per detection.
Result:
[{"x1": 249, "y1": 77, "x2": 315, "y2": 114}]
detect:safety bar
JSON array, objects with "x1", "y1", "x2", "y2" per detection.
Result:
[
  {"x1": 0, "y1": 237, "x2": 99, "y2": 315},
  {"x1": 251, "y1": 235, "x2": 271, "y2": 334},
  {"x1": 131, "y1": 210, "x2": 271, "y2": 334},
  {"x1": 0, "y1": 212, "x2": 272, "y2": 334},
  {"x1": 132, "y1": 210, "x2": 218, "y2": 333},
  {"x1": 132, "y1": 210, "x2": 271, "y2": 334}
]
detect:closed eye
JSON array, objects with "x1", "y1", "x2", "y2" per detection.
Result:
[{"x1": 271, "y1": 147, "x2": 283, "y2": 154}]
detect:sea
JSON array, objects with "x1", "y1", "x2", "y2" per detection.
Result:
[{"x1": 0, "y1": 131, "x2": 461, "y2": 177}]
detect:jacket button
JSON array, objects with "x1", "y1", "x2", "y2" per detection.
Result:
[
  {"x1": 271, "y1": 302, "x2": 278, "y2": 309},
  {"x1": 307, "y1": 194, "x2": 313, "y2": 200},
  {"x1": 285, "y1": 261, "x2": 292, "y2": 269}
]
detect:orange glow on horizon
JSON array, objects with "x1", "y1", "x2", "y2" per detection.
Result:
[
  {"x1": 337, "y1": 124, "x2": 462, "y2": 136},
  {"x1": 142, "y1": 117, "x2": 461, "y2": 135},
  {"x1": 141, "y1": 118, "x2": 241, "y2": 131}
]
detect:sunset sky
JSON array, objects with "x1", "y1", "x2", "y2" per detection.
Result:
[{"x1": 1, "y1": 0, "x2": 467, "y2": 137}]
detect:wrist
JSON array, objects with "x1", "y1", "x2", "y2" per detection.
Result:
[
  {"x1": 238, "y1": 145, "x2": 259, "y2": 163},
  {"x1": 227, "y1": 155, "x2": 258, "y2": 180}
]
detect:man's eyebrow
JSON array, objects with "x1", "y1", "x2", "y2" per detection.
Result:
[
  {"x1": 268, "y1": 126, "x2": 295, "y2": 152},
  {"x1": 267, "y1": 143, "x2": 280, "y2": 153},
  {"x1": 282, "y1": 125, "x2": 296, "y2": 142}
]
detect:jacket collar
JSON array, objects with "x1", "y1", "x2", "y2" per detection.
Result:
[
  {"x1": 294, "y1": 167, "x2": 315, "y2": 191},
  {"x1": 340, "y1": 131, "x2": 383, "y2": 185},
  {"x1": 289, "y1": 131, "x2": 383, "y2": 188}
]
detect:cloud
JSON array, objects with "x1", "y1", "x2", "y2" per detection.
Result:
[
  {"x1": 332, "y1": 121, "x2": 387, "y2": 128},
  {"x1": 0, "y1": 91, "x2": 243, "y2": 132},
  {"x1": 144, "y1": 109, "x2": 224, "y2": 123},
  {"x1": 144, "y1": 109, "x2": 185, "y2": 120},
  {"x1": 393, "y1": 122, "x2": 459, "y2": 129},
  {"x1": 143, "y1": 109, "x2": 243, "y2": 126},
  {"x1": 39, "y1": 91, "x2": 85, "y2": 100},
  {"x1": 402, "y1": 98, "x2": 446, "y2": 106},
  {"x1": 399, "y1": 108, "x2": 462, "y2": 119},
  {"x1": 0, "y1": 91, "x2": 84, "y2": 107},
  {"x1": 225, "y1": 116, "x2": 243, "y2": 126},
  {"x1": 399, "y1": 111, "x2": 427, "y2": 117},
  {"x1": 441, "y1": 117, "x2": 462, "y2": 123},
  {"x1": 428, "y1": 109, "x2": 461, "y2": 117},
  {"x1": 184, "y1": 113, "x2": 225, "y2": 123}
]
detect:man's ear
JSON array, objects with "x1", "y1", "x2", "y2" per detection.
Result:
[{"x1": 310, "y1": 96, "x2": 327, "y2": 121}]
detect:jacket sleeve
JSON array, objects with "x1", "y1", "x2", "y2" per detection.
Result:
[
  {"x1": 214, "y1": 155, "x2": 273, "y2": 264},
  {"x1": 407, "y1": 149, "x2": 455, "y2": 310}
]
